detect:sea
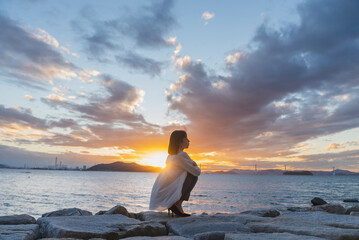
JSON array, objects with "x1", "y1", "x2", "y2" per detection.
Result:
[{"x1": 0, "y1": 168, "x2": 358, "y2": 218}]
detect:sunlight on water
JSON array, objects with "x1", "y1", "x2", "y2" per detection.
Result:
[{"x1": 0, "y1": 169, "x2": 358, "y2": 218}]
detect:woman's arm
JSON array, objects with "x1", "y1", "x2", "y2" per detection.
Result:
[{"x1": 176, "y1": 152, "x2": 201, "y2": 176}]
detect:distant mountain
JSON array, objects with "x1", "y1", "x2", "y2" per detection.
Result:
[
  {"x1": 283, "y1": 171, "x2": 313, "y2": 175},
  {"x1": 0, "y1": 164, "x2": 9, "y2": 168},
  {"x1": 209, "y1": 168, "x2": 359, "y2": 176},
  {"x1": 87, "y1": 161, "x2": 162, "y2": 172}
]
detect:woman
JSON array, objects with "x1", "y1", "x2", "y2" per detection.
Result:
[{"x1": 149, "y1": 130, "x2": 201, "y2": 217}]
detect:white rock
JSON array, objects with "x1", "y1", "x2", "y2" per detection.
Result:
[
  {"x1": 225, "y1": 232, "x2": 326, "y2": 240},
  {"x1": 37, "y1": 214, "x2": 166, "y2": 239},
  {"x1": 0, "y1": 224, "x2": 39, "y2": 240}
]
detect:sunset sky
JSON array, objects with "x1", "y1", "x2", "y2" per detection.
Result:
[{"x1": 1, "y1": 0, "x2": 359, "y2": 171}]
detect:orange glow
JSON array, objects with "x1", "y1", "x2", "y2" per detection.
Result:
[{"x1": 139, "y1": 151, "x2": 168, "y2": 168}]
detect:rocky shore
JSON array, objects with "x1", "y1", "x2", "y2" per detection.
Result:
[{"x1": 1, "y1": 198, "x2": 359, "y2": 240}]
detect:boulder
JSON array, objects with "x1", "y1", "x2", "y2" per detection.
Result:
[
  {"x1": 95, "y1": 211, "x2": 107, "y2": 215},
  {"x1": 137, "y1": 211, "x2": 173, "y2": 224},
  {"x1": 343, "y1": 199, "x2": 359, "y2": 203},
  {"x1": 0, "y1": 214, "x2": 36, "y2": 225},
  {"x1": 42, "y1": 208, "x2": 92, "y2": 217},
  {"x1": 122, "y1": 237, "x2": 191, "y2": 240},
  {"x1": 166, "y1": 213, "x2": 265, "y2": 238},
  {"x1": 247, "y1": 217, "x2": 359, "y2": 239},
  {"x1": 193, "y1": 231, "x2": 226, "y2": 240},
  {"x1": 0, "y1": 224, "x2": 39, "y2": 240},
  {"x1": 225, "y1": 232, "x2": 326, "y2": 239},
  {"x1": 310, "y1": 197, "x2": 327, "y2": 206},
  {"x1": 37, "y1": 214, "x2": 166, "y2": 239},
  {"x1": 240, "y1": 209, "x2": 280, "y2": 218},
  {"x1": 282, "y1": 211, "x2": 359, "y2": 229},
  {"x1": 104, "y1": 205, "x2": 129, "y2": 217},
  {"x1": 345, "y1": 205, "x2": 359, "y2": 215},
  {"x1": 310, "y1": 204, "x2": 346, "y2": 214}
]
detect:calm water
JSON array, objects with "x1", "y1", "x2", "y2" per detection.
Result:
[{"x1": 0, "y1": 169, "x2": 358, "y2": 218}]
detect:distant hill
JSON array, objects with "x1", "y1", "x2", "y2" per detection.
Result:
[
  {"x1": 0, "y1": 164, "x2": 9, "y2": 168},
  {"x1": 209, "y1": 168, "x2": 359, "y2": 176},
  {"x1": 283, "y1": 171, "x2": 313, "y2": 176},
  {"x1": 87, "y1": 161, "x2": 162, "y2": 172}
]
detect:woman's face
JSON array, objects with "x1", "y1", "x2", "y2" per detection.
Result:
[{"x1": 181, "y1": 137, "x2": 190, "y2": 149}]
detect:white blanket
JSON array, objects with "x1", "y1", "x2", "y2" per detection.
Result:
[{"x1": 149, "y1": 151, "x2": 201, "y2": 211}]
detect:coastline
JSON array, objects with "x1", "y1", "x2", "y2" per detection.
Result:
[{"x1": 1, "y1": 198, "x2": 359, "y2": 240}]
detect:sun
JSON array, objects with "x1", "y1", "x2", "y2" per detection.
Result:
[{"x1": 140, "y1": 152, "x2": 168, "y2": 168}]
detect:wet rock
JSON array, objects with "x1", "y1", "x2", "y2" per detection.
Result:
[
  {"x1": 310, "y1": 204, "x2": 346, "y2": 214},
  {"x1": 286, "y1": 207, "x2": 309, "y2": 212},
  {"x1": 351, "y1": 212, "x2": 359, "y2": 216},
  {"x1": 104, "y1": 205, "x2": 129, "y2": 217},
  {"x1": 42, "y1": 208, "x2": 92, "y2": 217},
  {"x1": 122, "y1": 237, "x2": 191, "y2": 240},
  {"x1": 240, "y1": 209, "x2": 280, "y2": 218},
  {"x1": 311, "y1": 197, "x2": 327, "y2": 206},
  {"x1": 345, "y1": 205, "x2": 359, "y2": 215},
  {"x1": 0, "y1": 214, "x2": 36, "y2": 225},
  {"x1": 247, "y1": 217, "x2": 359, "y2": 239},
  {"x1": 343, "y1": 199, "x2": 359, "y2": 203},
  {"x1": 225, "y1": 232, "x2": 326, "y2": 240},
  {"x1": 37, "y1": 214, "x2": 166, "y2": 239},
  {"x1": 0, "y1": 224, "x2": 39, "y2": 240},
  {"x1": 95, "y1": 211, "x2": 107, "y2": 215},
  {"x1": 166, "y1": 213, "x2": 264, "y2": 238}
]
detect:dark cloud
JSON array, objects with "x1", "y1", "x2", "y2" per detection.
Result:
[
  {"x1": 167, "y1": 0, "x2": 359, "y2": 156},
  {"x1": 0, "y1": 105, "x2": 47, "y2": 129},
  {"x1": 73, "y1": 0, "x2": 176, "y2": 75},
  {"x1": 115, "y1": 52, "x2": 164, "y2": 77},
  {"x1": 0, "y1": 13, "x2": 77, "y2": 85}
]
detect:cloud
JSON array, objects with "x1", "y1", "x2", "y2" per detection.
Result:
[
  {"x1": 115, "y1": 52, "x2": 164, "y2": 77},
  {"x1": 326, "y1": 143, "x2": 346, "y2": 151},
  {"x1": 45, "y1": 94, "x2": 67, "y2": 102},
  {"x1": 166, "y1": 0, "x2": 359, "y2": 158},
  {"x1": 0, "y1": 104, "x2": 47, "y2": 130},
  {"x1": 0, "y1": 13, "x2": 78, "y2": 85},
  {"x1": 24, "y1": 95, "x2": 34, "y2": 101},
  {"x1": 202, "y1": 11, "x2": 215, "y2": 21},
  {"x1": 73, "y1": 0, "x2": 177, "y2": 75}
]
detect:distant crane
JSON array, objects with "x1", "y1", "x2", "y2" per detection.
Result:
[
  {"x1": 254, "y1": 164, "x2": 257, "y2": 175},
  {"x1": 333, "y1": 166, "x2": 336, "y2": 176}
]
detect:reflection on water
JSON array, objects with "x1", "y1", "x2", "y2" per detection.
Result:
[{"x1": 0, "y1": 169, "x2": 358, "y2": 218}]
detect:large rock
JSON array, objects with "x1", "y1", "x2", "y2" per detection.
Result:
[
  {"x1": 37, "y1": 214, "x2": 166, "y2": 239},
  {"x1": 122, "y1": 237, "x2": 191, "y2": 240},
  {"x1": 240, "y1": 209, "x2": 280, "y2": 218},
  {"x1": 282, "y1": 211, "x2": 359, "y2": 229},
  {"x1": 311, "y1": 197, "x2": 327, "y2": 206},
  {"x1": 346, "y1": 205, "x2": 359, "y2": 215},
  {"x1": 104, "y1": 205, "x2": 129, "y2": 217},
  {"x1": 310, "y1": 204, "x2": 346, "y2": 214},
  {"x1": 42, "y1": 208, "x2": 92, "y2": 217},
  {"x1": 0, "y1": 214, "x2": 36, "y2": 225},
  {"x1": 247, "y1": 217, "x2": 359, "y2": 239},
  {"x1": 166, "y1": 213, "x2": 264, "y2": 238},
  {"x1": 343, "y1": 199, "x2": 359, "y2": 203},
  {"x1": 225, "y1": 232, "x2": 326, "y2": 240},
  {"x1": 0, "y1": 224, "x2": 39, "y2": 240},
  {"x1": 137, "y1": 211, "x2": 173, "y2": 224}
]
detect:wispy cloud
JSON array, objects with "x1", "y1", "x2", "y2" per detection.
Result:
[{"x1": 202, "y1": 11, "x2": 215, "y2": 25}]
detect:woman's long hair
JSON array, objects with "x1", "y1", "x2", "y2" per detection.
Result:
[{"x1": 168, "y1": 130, "x2": 187, "y2": 155}]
